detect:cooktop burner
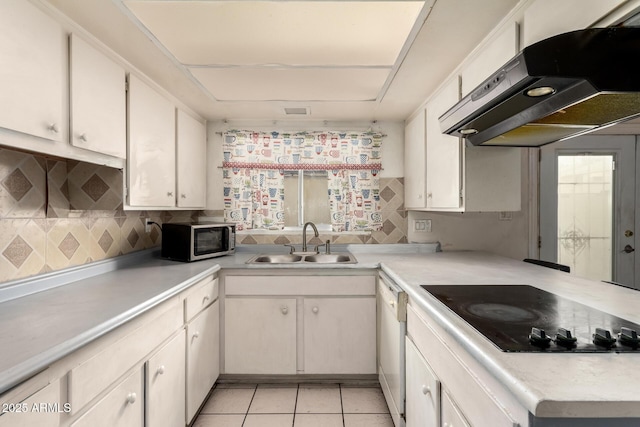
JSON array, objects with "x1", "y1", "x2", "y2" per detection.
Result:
[{"x1": 421, "y1": 285, "x2": 640, "y2": 353}]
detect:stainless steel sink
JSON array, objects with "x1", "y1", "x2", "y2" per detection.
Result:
[
  {"x1": 249, "y1": 254, "x2": 303, "y2": 263},
  {"x1": 246, "y1": 252, "x2": 356, "y2": 264},
  {"x1": 304, "y1": 253, "x2": 356, "y2": 263}
]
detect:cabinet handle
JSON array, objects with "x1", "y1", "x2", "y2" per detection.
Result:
[
  {"x1": 427, "y1": 193, "x2": 432, "y2": 198},
  {"x1": 126, "y1": 392, "x2": 137, "y2": 404},
  {"x1": 281, "y1": 306, "x2": 289, "y2": 315},
  {"x1": 157, "y1": 365, "x2": 165, "y2": 375},
  {"x1": 193, "y1": 331, "x2": 200, "y2": 339},
  {"x1": 203, "y1": 295, "x2": 210, "y2": 304},
  {"x1": 422, "y1": 385, "x2": 431, "y2": 395},
  {"x1": 79, "y1": 133, "x2": 87, "y2": 142},
  {"x1": 167, "y1": 192, "x2": 174, "y2": 197},
  {"x1": 181, "y1": 194, "x2": 186, "y2": 199},
  {"x1": 389, "y1": 299, "x2": 395, "y2": 308},
  {"x1": 312, "y1": 306, "x2": 319, "y2": 314},
  {"x1": 48, "y1": 123, "x2": 59, "y2": 133}
]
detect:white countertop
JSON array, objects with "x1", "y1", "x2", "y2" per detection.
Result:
[{"x1": 1, "y1": 245, "x2": 639, "y2": 420}]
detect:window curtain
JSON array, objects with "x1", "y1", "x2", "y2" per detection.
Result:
[{"x1": 222, "y1": 131, "x2": 383, "y2": 231}]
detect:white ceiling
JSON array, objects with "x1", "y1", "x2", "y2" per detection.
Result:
[{"x1": 44, "y1": 0, "x2": 521, "y2": 121}]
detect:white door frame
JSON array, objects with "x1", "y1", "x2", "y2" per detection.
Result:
[{"x1": 540, "y1": 135, "x2": 637, "y2": 287}]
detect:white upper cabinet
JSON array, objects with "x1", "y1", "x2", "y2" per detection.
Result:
[
  {"x1": 176, "y1": 109, "x2": 206, "y2": 208},
  {"x1": 0, "y1": 0, "x2": 64, "y2": 142},
  {"x1": 404, "y1": 109, "x2": 427, "y2": 209},
  {"x1": 523, "y1": 0, "x2": 626, "y2": 47},
  {"x1": 425, "y1": 77, "x2": 461, "y2": 210},
  {"x1": 127, "y1": 75, "x2": 176, "y2": 208},
  {"x1": 70, "y1": 34, "x2": 126, "y2": 158},
  {"x1": 461, "y1": 23, "x2": 519, "y2": 98}
]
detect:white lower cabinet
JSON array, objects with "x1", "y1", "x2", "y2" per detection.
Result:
[
  {"x1": 442, "y1": 390, "x2": 471, "y2": 427},
  {"x1": 145, "y1": 331, "x2": 186, "y2": 427},
  {"x1": 186, "y1": 300, "x2": 220, "y2": 423},
  {"x1": 223, "y1": 274, "x2": 377, "y2": 375},
  {"x1": 0, "y1": 380, "x2": 61, "y2": 427},
  {"x1": 405, "y1": 337, "x2": 440, "y2": 427},
  {"x1": 224, "y1": 297, "x2": 297, "y2": 375},
  {"x1": 71, "y1": 369, "x2": 143, "y2": 427},
  {"x1": 303, "y1": 297, "x2": 376, "y2": 374}
]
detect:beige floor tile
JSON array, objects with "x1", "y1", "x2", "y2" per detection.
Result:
[
  {"x1": 243, "y1": 414, "x2": 294, "y2": 427},
  {"x1": 249, "y1": 387, "x2": 298, "y2": 414},
  {"x1": 192, "y1": 414, "x2": 245, "y2": 427},
  {"x1": 341, "y1": 387, "x2": 389, "y2": 414},
  {"x1": 343, "y1": 414, "x2": 394, "y2": 427},
  {"x1": 293, "y1": 413, "x2": 343, "y2": 427},
  {"x1": 200, "y1": 388, "x2": 256, "y2": 414},
  {"x1": 296, "y1": 387, "x2": 342, "y2": 414}
]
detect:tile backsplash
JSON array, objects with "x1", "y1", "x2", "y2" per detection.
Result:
[
  {"x1": 0, "y1": 148, "x2": 199, "y2": 284},
  {"x1": 1, "y1": 147, "x2": 407, "y2": 283}
]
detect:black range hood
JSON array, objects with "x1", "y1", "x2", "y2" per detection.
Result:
[{"x1": 439, "y1": 27, "x2": 640, "y2": 147}]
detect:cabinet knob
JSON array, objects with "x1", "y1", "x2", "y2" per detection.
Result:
[
  {"x1": 79, "y1": 133, "x2": 88, "y2": 142},
  {"x1": 126, "y1": 392, "x2": 137, "y2": 404},
  {"x1": 422, "y1": 385, "x2": 430, "y2": 395},
  {"x1": 48, "y1": 123, "x2": 59, "y2": 133},
  {"x1": 167, "y1": 192, "x2": 174, "y2": 197},
  {"x1": 389, "y1": 299, "x2": 395, "y2": 308},
  {"x1": 427, "y1": 193, "x2": 432, "y2": 198},
  {"x1": 157, "y1": 365, "x2": 166, "y2": 375},
  {"x1": 203, "y1": 295, "x2": 210, "y2": 304},
  {"x1": 312, "y1": 306, "x2": 319, "y2": 314},
  {"x1": 281, "y1": 306, "x2": 289, "y2": 315},
  {"x1": 181, "y1": 194, "x2": 186, "y2": 198},
  {"x1": 193, "y1": 331, "x2": 200, "y2": 339}
]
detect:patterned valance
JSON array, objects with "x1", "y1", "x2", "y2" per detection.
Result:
[{"x1": 222, "y1": 131, "x2": 382, "y2": 171}]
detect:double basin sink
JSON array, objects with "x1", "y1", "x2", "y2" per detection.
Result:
[{"x1": 246, "y1": 253, "x2": 357, "y2": 264}]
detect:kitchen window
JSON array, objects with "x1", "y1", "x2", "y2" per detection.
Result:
[{"x1": 283, "y1": 170, "x2": 331, "y2": 229}]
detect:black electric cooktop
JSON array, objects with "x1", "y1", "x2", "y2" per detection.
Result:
[{"x1": 421, "y1": 285, "x2": 640, "y2": 353}]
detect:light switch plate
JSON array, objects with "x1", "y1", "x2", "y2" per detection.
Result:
[{"x1": 414, "y1": 219, "x2": 432, "y2": 232}]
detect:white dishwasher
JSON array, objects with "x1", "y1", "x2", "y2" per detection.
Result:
[{"x1": 378, "y1": 272, "x2": 408, "y2": 427}]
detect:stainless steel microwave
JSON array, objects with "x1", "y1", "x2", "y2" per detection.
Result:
[{"x1": 161, "y1": 222, "x2": 235, "y2": 262}]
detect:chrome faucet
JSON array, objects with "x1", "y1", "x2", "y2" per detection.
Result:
[{"x1": 302, "y1": 221, "x2": 319, "y2": 252}]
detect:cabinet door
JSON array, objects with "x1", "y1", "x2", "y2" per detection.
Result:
[
  {"x1": 303, "y1": 297, "x2": 376, "y2": 374},
  {"x1": 146, "y1": 331, "x2": 186, "y2": 427},
  {"x1": 176, "y1": 109, "x2": 206, "y2": 208},
  {"x1": 405, "y1": 338, "x2": 440, "y2": 427},
  {"x1": 224, "y1": 298, "x2": 296, "y2": 375},
  {"x1": 404, "y1": 109, "x2": 427, "y2": 209},
  {"x1": 71, "y1": 369, "x2": 143, "y2": 427},
  {"x1": 0, "y1": 0, "x2": 64, "y2": 142},
  {"x1": 69, "y1": 34, "x2": 126, "y2": 158},
  {"x1": 127, "y1": 74, "x2": 176, "y2": 207},
  {"x1": 186, "y1": 300, "x2": 219, "y2": 423},
  {"x1": 441, "y1": 390, "x2": 471, "y2": 427},
  {"x1": 425, "y1": 77, "x2": 461, "y2": 209}
]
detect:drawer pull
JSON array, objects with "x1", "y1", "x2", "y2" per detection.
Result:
[
  {"x1": 281, "y1": 306, "x2": 289, "y2": 315},
  {"x1": 157, "y1": 365, "x2": 165, "y2": 375},
  {"x1": 203, "y1": 295, "x2": 210, "y2": 304},
  {"x1": 193, "y1": 331, "x2": 200, "y2": 339},
  {"x1": 48, "y1": 123, "x2": 60, "y2": 133},
  {"x1": 422, "y1": 385, "x2": 431, "y2": 395},
  {"x1": 312, "y1": 306, "x2": 319, "y2": 314},
  {"x1": 389, "y1": 299, "x2": 395, "y2": 307},
  {"x1": 126, "y1": 392, "x2": 137, "y2": 404}
]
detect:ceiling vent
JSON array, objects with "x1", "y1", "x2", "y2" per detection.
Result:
[{"x1": 283, "y1": 107, "x2": 310, "y2": 116}]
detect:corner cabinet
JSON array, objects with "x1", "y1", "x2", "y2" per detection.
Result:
[
  {"x1": 0, "y1": 0, "x2": 65, "y2": 142},
  {"x1": 127, "y1": 75, "x2": 176, "y2": 208},
  {"x1": 223, "y1": 273, "x2": 377, "y2": 376}
]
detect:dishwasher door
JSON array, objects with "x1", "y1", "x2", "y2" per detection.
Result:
[{"x1": 378, "y1": 272, "x2": 407, "y2": 427}]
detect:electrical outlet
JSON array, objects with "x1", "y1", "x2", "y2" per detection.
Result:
[
  {"x1": 499, "y1": 211, "x2": 513, "y2": 221},
  {"x1": 145, "y1": 218, "x2": 151, "y2": 233},
  {"x1": 414, "y1": 219, "x2": 432, "y2": 232}
]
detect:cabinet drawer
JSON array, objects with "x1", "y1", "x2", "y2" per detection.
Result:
[
  {"x1": 407, "y1": 304, "x2": 518, "y2": 427},
  {"x1": 68, "y1": 303, "x2": 182, "y2": 413},
  {"x1": 225, "y1": 275, "x2": 375, "y2": 296},
  {"x1": 71, "y1": 369, "x2": 142, "y2": 427},
  {"x1": 0, "y1": 380, "x2": 61, "y2": 427},
  {"x1": 184, "y1": 276, "x2": 218, "y2": 322}
]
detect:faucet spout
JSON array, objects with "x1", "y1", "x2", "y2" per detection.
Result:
[{"x1": 302, "y1": 222, "x2": 319, "y2": 252}]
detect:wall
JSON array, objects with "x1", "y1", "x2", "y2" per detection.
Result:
[
  {"x1": 0, "y1": 148, "x2": 198, "y2": 284},
  {"x1": 204, "y1": 120, "x2": 408, "y2": 245}
]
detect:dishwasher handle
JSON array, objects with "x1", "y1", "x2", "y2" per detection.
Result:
[{"x1": 379, "y1": 272, "x2": 408, "y2": 322}]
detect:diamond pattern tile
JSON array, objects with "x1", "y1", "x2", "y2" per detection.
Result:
[
  {"x1": 58, "y1": 233, "x2": 80, "y2": 260},
  {"x1": 98, "y1": 230, "x2": 114, "y2": 253},
  {"x1": 81, "y1": 174, "x2": 109, "y2": 202},
  {"x1": 2, "y1": 168, "x2": 33, "y2": 202},
  {"x1": 2, "y1": 235, "x2": 33, "y2": 268},
  {"x1": 127, "y1": 228, "x2": 140, "y2": 248}
]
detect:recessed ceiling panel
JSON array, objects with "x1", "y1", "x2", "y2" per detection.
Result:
[
  {"x1": 123, "y1": 1, "x2": 423, "y2": 66},
  {"x1": 189, "y1": 67, "x2": 390, "y2": 101}
]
